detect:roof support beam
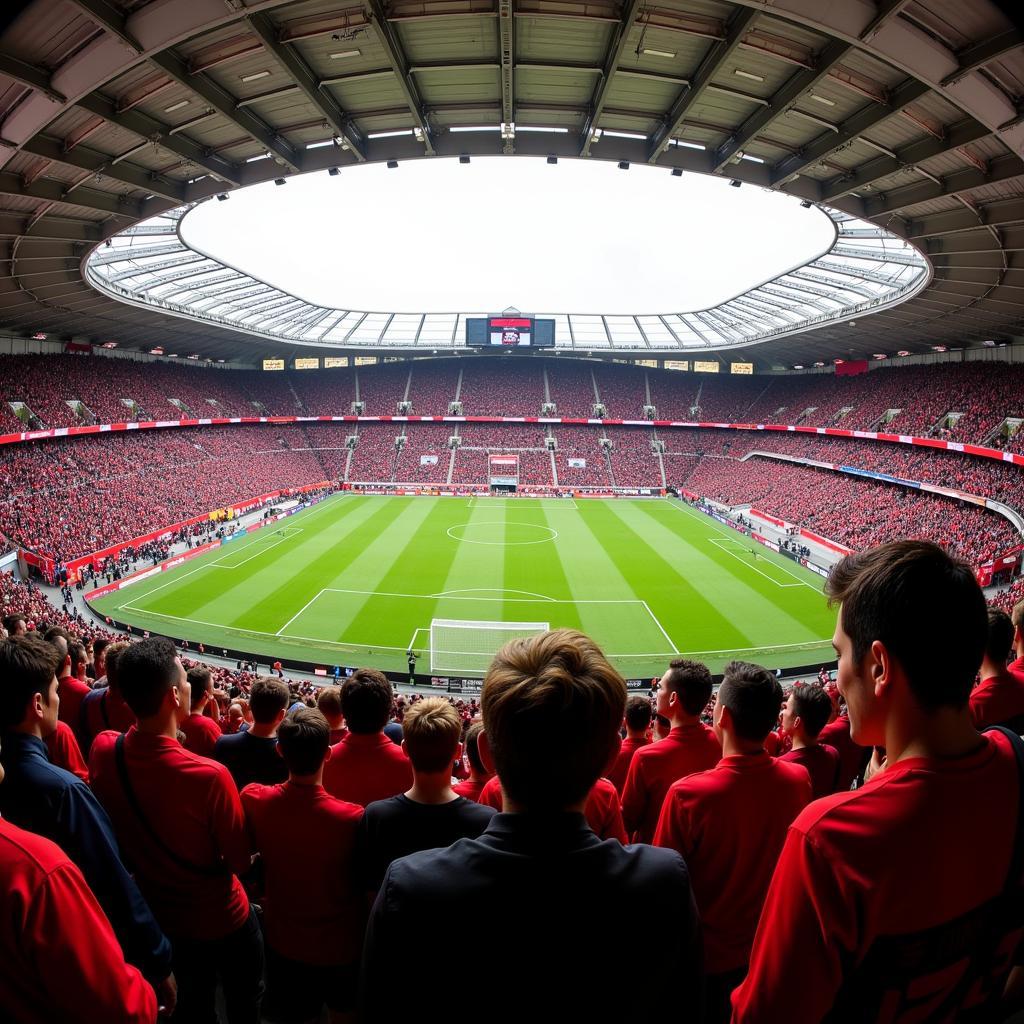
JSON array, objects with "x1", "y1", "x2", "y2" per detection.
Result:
[
  {"x1": 711, "y1": 38, "x2": 851, "y2": 173},
  {"x1": 579, "y1": 0, "x2": 644, "y2": 157},
  {"x1": 499, "y1": 0, "x2": 514, "y2": 153},
  {"x1": 942, "y1": 30, "x2": 1024, "y2": 87},
  {"x1": 67, "y1": 0, "x2": 142, "y2": 51},
  {"x1": 0, "y1": 215, "x2": 100, "y2": 243},
  {"x1": 0, "y1": 52, "x2": 65, "y2": 103},
  {"x1": 859, "y1": 0, "x2": 914, "y2": 43},
  {"x1": 647, "y1": 7, "x2": 758, "y2": 163},
  {"x1": 0, "y1": 171, "x2": 142, "y2": 219},
  {"x1": 906, "y1": 198, "x2": 1024, "y2": 238},
  {"x1": 246, "y1": 13, "x2": 366, "y2": 162},
  {"x1": 364, "y1": 0, "x2": 435, "y2": 155}
]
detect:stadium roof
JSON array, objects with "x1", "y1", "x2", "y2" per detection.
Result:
[{"x1": 0, "y1": 0, "x2": 1021, "y2": 367}]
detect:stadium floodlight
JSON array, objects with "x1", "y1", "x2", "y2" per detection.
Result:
[
  {"x1": 328, "y1": 167, "x2": 340, "y2": 176},
  {"x1": 387, "y1": 160, "x2": 399, "y2": 169},
  {"x1": 618, "y1": 160, "x2": 630, "y2": 170},
  {"x1": 459, "y1": 154, "x2": 470, "y2": 164},
  {"x1": 547, "y1": 155, "x2": 557, "y2": 164},
  {"x1": 729, "y1": 179, "x2": 741, "y2": 187},
  {"x1": 430, "y1": 619, "x2": 550, "y2": 675},
  {"x1": 216, "y1": 193, "x2": 228, "y2": 201},
  {"x1": 274, "y1": 178, "x2": 286, "y2": 186},
  {"x1": 800, "y1": 200, "x2": 812, "y2": 208},
  {"x1": 671, "y1": 167, "x2": 683, "y2": 177}
]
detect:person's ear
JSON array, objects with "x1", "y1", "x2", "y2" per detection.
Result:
[
  {"x1": 455, "y1": 742, "x2": 464, "y2": 763},
  {"x1": 323, "y1": 745, "x2": 333, "y2": 763},
  {"x1": 401, "y1": 739, "x2": 409, "y2": 759},
  {"x1": 478, "y1": 729, "x2": 496, "y2": 774},
  {"x1": 869, "y1": 640, "x2": 892, "y2": 699}
]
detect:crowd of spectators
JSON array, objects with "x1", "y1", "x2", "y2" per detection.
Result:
[
  {"x1": 393, "y1": 424, "x2": 452, "y2": 483},
  {"x1": 346, "y1": 426, "x2": 400, "y2": 483},
  {"x1": 605, "y1": 427, "x2": 663, "y2": 487}
]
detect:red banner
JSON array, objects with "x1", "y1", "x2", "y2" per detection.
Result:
[{"x1": 835, "y1": 360, "x2": 869, "y2": 377}]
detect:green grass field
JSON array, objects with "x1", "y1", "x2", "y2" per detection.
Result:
[{"x1": 89, "y1": 495, "x2": 836, "y2": 678}]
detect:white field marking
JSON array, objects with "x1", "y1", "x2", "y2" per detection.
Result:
[
  {"x1": 319, "y1": 587, "x2": 645, "y2": 605},
  {"x1": 446, "y1": 522, "x2": 558, "y2": 546},
  {"x1": 709, "y1": 538, "x2": 802, "y2": 588},
  {"x1": 275, "y1": 587, "x2": 330, "y2": 636},
  {"x1": 467, "y1": 497, "x2": 579, "y2": 510},
  {"x1": 641, "y1": 600, "x2": 679, "y2": 653},
  {"x1": 111, "y1": 564, "x2": 208, "y2": 610},
  {"x1": 407, "y1": 627, "x2": 427, "y2": 651},
  {"x1": 429, "y1": 588, "x2": 556, "y2": 602},
  {"x1": 666, "y1": 498, "x2": 822, "y2": 593},
  {"x1": 211, "y1": 531, "x2": 295, "y2": 568}
]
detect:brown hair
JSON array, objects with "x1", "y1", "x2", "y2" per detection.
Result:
[
  {"x1": 482, "y1": 629, "x2": 626, "y2": 809},
  {"x1": 316, "y1": 685, "x2": 343, "y2": 721},
  {"x1": 103, "y1": 642, "x2": 130, "y2": 690},
  {"x1": 249, "y1": 676, "x2": 291, "y2": 723},
  {"x1": 663, "y1": 658, "x2": 714, "y2": 716},
  {"x1": 402, "y1": 697, "x2": 462, "y2": 772},
  {"x1": 340, "y1": 668, "x2": 392, "y2": 733},
  {"x1": 277, "y1": 707, "x2": 330, "y2": 776}
]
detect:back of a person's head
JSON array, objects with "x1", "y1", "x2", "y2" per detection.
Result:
[
  {"x1": 0, "y1": 635, "x2": 60, "y2": 731},
  {"x1": 104, "y1": 642, "x2": 130, "y2": 691},
  {"x1": 986, "y1": 608, "x2": 1015, "y2": 666},
  {"x1": 316, "y1": 685, "x2": 343, "y2": 722},
  {"x1": 625, "y1": 694, "x2": 652, "y2": 732},
  {"x1": 825, "y1": 540, "x2": 987, "y2": 711},
  {"x1": 403, "y1": 697, "x2": 461, "y2": 772},
  {"x1": 249, "y1": 676, "x2": 290, "y2": 724},
  {"x1": 482, "y1": 628, "x2": 626, "y2": 810},
  {"x1": 186, "y1": 666, "x2": 212, "y2": 709},
  {"x1": 110, "y1": 637, "x2": 180, "y2": 719},
  {"x1": 463, "y1": 721, "x2": 486, "y2": 774},
  {"x1": 44, "y1": 626, "x2": 70, "y2": 661},
  {"x1": 340, "y1": 668, "x2": 392, "y2": 734},
  {"x1": 277, "y1": 707, "x2": 330, "y2": 776},
  {"x1": 2, "y1": 614, "x2": 26, "y2": 636},
  {"x1": 664, "y1": 658, "x2": 714, "y2": 716},
  {"x1": 789, "y1": 683, "x2": 832, "y2": 739},
  {"x1": 718, "y1": 661, "x2": 782, "y2": 743},
  {"x1": 1013, "y1": 600, "x2": 1024, "y2": 636}
]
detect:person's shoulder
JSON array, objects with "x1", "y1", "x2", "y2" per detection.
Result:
[
  {"x1": 457, "y1": 796, "x2": 497, "y2": 824},
  {"x1": 239, "y1": 781, "x2": 275, "y2": 806},
  {"x1": 363, "y1": 795, "x2": 404, "y2": 821},
  {"x1": 0, "y1": 817, "x2": 71, "y2": 878}
]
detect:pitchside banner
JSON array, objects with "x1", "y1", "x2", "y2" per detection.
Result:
[
  {"x1": 489, "y1": 453, "x2": 519, "y2": 485},
  {"x1": 420, "y1": 455, "x2": 439, "y2": 466},
  {"x1": 568, "y1": 458, "x2": 586, "y2": 469}
]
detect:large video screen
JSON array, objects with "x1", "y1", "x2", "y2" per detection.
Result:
[{"x1": 466, "y1": 316, "x2": 555, "y2": 348}]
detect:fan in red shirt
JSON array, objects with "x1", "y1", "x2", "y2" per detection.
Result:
[
  {"x1": 46, "y1": 628, "x2": 91, "y2": 733},
  {"x1": 317, "y1": 684, "x2": 348, "y2": 745},
  {"x1": 241, "y1": 707, "x2": 364, "y2": 1022},
  {"x1": 970, "y1": 607, "x2": 1024, "y2": 732},
  {"x1": 179, "y1": 665, "x2": 223, "y2": 758},
  {"x1": 323, "y1": 668, "x2": 413, "y2": 806},
  {"x1": 607, "y1": 695, "x2": 652, "y2": 795},
  {"x1": 655, "y1": 661, "x2": 812, "y2": 1023},
  {"x1": 733, "y1": 540, "x2": 1024, "y2": 1024},
  {"x1": 44, "y1": 720, "x2": 89, "y2": 782},
  {"x1": 779, "y1": 682, "x2": 840, "y2": 799},
  {"x1": 453, "y1": 721, "x2": 494, "y2": 802},
  {"x1": 78, "y1": 642, "x2": 137, "y2": 757},
  {"x1": 621, "y1": 659, "x2": 721, "y2": 843}
]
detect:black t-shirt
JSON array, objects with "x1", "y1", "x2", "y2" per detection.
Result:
[
  {"x1": 358, "y1": 794, "x2": 496, "y2": 891},
  {"x1": 213, "y1": 731, "x2": 288, "y2": 791}
]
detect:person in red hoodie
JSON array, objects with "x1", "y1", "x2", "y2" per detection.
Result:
[
  {"x1": 779, "y1": 682, "x2": 840, "y2": 799},
  {"x1": 179, "y1": 665, "x2": 222, "y2": 758},
  {"x1": 733, "y1": 541, "x2": 1024, "y2": 1023},
  {"x1": 622, "y1": 658, "x2": 721, "y2": 843},
  {"x1": 323, "y1": 668, "x2": 412, "y2": 807},
  {"x1": 607, "y1": 695, "x2": 652, "y2": 795},
  {"x1": 970, "y1": 608, "x2": 1024, "y2": 732},
  {"x1": 655, "y1": 660, "x2": 811, "y2": 1023}
]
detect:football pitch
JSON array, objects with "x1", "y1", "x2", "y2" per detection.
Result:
[{"x1": 89, "y1": 494, "x2": 836, "y2": 679}]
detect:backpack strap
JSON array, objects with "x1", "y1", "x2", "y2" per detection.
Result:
[{"x1": 984, "y1": 725, "x2": 1024, "y2": 895}]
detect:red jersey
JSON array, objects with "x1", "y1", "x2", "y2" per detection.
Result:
[
  {"x1": 322, "y1": 732, "x2": 413, "y2": 807},
  {"x1": 44, "y1": 721, "x2": 88, "y2": 782},
  {"x1": 818, "y1": 713, "x2": 869, "y2": 792},
  {"x1": 733, "y1": 730, "x2": 1022, "y2": 1023},
  {"x1": 79, "y1": 688, "x2": 136, "y2": 755},
  {"x1": 654, "y1": 752, "x2": 811, "y2": 973},
  {"x1": 607, "y1": 736, "x2": 650, "y2": 795},
  {"x1": 970, "y1": 669, "x2": 1024, "y2": 731},
  {"x1": 453, "y1": 773, "x2": 493, "y2": 803},
  {"x1": 479, "y1": 776, "x2": 628, "y2": 842},
  {"x1": 763, "y1": 730, "x2": 783, "y2": 756},
  {"x1": 241, "y1": 781, "x2": 364, "y2": 965},
  {"x1": 57, "y1": 674, "x2": 91, "y2": 732},
  {"x1": 90, "y1": 727, "x2": 251, "y2": 941},
  {"x1": 0, "y1": 817, "x2": 157, "y2": 1024},
  {"x1": 779, "y1": 743, "x2": 840, "y2": 800},
  {"x1": 621, "y1": 721, "x2": 722, "y2": 843},
  {"x1": 180, "y1": 712, "x2": 222, "y2": 759}
]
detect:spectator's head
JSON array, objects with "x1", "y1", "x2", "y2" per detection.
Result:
[
  {"x1": 277, "y1": 707, "x2": 331, "y2": 778},
  {"x1": 68, "y1": 641, "x2": 88, "y2": 680},
  {"x1": 983, "y1": 608, "x2": 1015, "y2": 675},
  {"x1": 103, "y1": 642, "x2": 129, "y2": 693},
  {"x1": 624, "y1": 694, "x2": 652, "y2": 737},
  {"x1": 715, "y1": 661, "x2": 783, "y2": 749},
  {"x1": 463, "y1": 721, "x2": 487, "y2": 778},
  {"x1": 227, "y1": 703, "x2": 245, "y2": 727},
  {"x1": 340, "y1": 669, "x2": 393, "y2": 734},
  {"x1": 1012, "y1": 600, "x2": 1024, "y2": 658},
  {"x1": 249, "y1": 676, "x2": 290, "y2": 727},
  {"x1": 316, "y1": 685, "x2": 344, "y2": 729},
  {"x1": 44, "y1": 626, "x2": 71, "y2": 676},
  {"x1": 186, "y1": 666, "x2": 213, "y2": 711},
  {"x1": 656, "y1": 658, "x2": 713, "y2": 724},
  {"x1": 0, "y1": 635, "x2": 61, "y2": 737},
  {"x1": 402, "y1": 697, "x2": 462, "y2": 774},
  {"x1": 92, "y1": 637, "x2": 109, "y2": 677},
  {"x1": 117, "y1": 638, "x2": 189, "y2": 725},
  {"x1": 2, "y1": 614, "x2": 26, "y2": 637},
  {"x1": 781, "y1": 683, "x2": 832, "y2": 743},
  {"x1": 825, "y1": 540, "x2": 986, "y2": 745},
  {"x1": 481, "y1": 629, "x2": 626, "y2": 811}
]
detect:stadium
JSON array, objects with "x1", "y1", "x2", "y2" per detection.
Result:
[{"x1": 1, "y1": 0, "x2": 1024, "y2": 1021}]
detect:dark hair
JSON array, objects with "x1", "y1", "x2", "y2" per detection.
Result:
[
  {"x1": 340, "y1": 668, "x2": 393, "y2": 733},
  {"x1": 104, "y1": 642, "x2": 130, "y2": 691},
  {"x1": 482, "y1": 629, "x2": 626, "y2": 809},
  {"x1": 44, "y1": 626, "x2": 70, "y2": 660},
  {"x1": 186, "y1": 666, "x2": 213, "y2": 709},
  {"x1": 67, "y1": 641, "x2": 87, "y2": 673},
  {"x1": 718, "y1": 661, "x2": 783, "y2": 742},
  {"x1": 664, "y1": 658, "x2": 714, "y2": 716},
  {"x1": 249, "y1": 677, "x2": 291, "y2": 724},
  {"x1": 1013, "y1": 600, "x2": 1024, "y2": 634},
  {"x1": 0, "y1": 635, "x2": 61, "y2": 731},
  {"x1": 826, "y1": 540, "x2": 986, "y2": 711},
  {"x1": 117, "y1": 638, "x2": 182, "y2": 719},
  {"x1": 464, "y1": 721, "x2": 485, "y2": 774},
  {"x1": 2, "y1": 614, "x2": 26, "y2": 635},
  {"x1": 985, "y1": 608, "x2": 1015, "y2": 666},
  {"x1": 93, "y1": 638, "x2": 110, "y2": 662},
  {"x1": 789, "y1": 683, "x2": 832, "y2": 739},
  {"x1": 277, "y1": 707, "x2": 329, "y2": 776},
  {"x1": 625, "y1": 694, "x2": 652, "y2": 731}
]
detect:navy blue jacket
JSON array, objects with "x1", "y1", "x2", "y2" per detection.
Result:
[{"x1": 0, "y1": 731, "x2": 172, "y2": 983}]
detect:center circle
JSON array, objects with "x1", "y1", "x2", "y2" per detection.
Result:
[{"x1": 447, "y1": 521, "x2": 558, "y2": 546}]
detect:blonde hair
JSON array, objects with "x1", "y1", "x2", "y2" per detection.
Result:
[{"x1": 403, "y1": 697, "x2": 462, "y2": 772}]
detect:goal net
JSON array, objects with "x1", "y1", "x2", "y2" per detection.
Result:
[{"x1": 430, "y1": 618, "x2": 550, "y2": 675}]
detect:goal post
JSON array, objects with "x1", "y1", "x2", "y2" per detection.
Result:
[{"x1": 429, "y1": 618, "x2": 550, "y2": 675}]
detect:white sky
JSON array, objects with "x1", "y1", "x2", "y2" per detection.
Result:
[{"x1": 182, "y1": 157, "x2": 835, "y2": 315}]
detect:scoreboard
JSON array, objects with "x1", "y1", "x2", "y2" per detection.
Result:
[{"x1": 466, "y1": 315, "x2": 556, "y2": 348}]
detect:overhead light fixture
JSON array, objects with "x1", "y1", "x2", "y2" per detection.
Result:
[
  {"x1": 872, "y1": 353, "x2": 887, "y2": 360},
  {"x1": 729, "y1": 179, "x2": 741, "y2": 187},
  {"x1": 459, "y1": 154, "x2": 470, "y2": 164},
  {"x1": 246, "y1": 153, "x2": 270, "y2": 162},
  {"x1": 800, "y1": 199, "x2": 812, "y2": 208},
  {"x1": 100, "y1": 341, "x2": 118, "y2": 349},
  {"x1": 449, "y1": 125, "x2": 502, "y2": 133},
  {"x1": 306, "y1": 139, "x2": 336, "y2": 149},
  {"x1": 274, "y1": 177, "x2": 286, "y2": 185},
  {"x1": 328, "y1": 166, "x2": 340, "y2": 176},
  {"x1": 240, "y1": 70, "x2": 271, "y2": 82},
  {"x1": 618, "y1": 160, "x2": 630, "y2": 170},
  {"x1": 671, "y1": 167, "x2": 683, "y2": 177},
  {"x1": 897, "y1": 350, "x2": 911, "y2": 357},
  {"x1": 793, "y1": 364, "x2": 804, "y2": 370},
  {"x1": 546, "y1": 155, "x2": 557, "y2": 164},
  {"x1": 187, "y1": 354, "x2": 201, "y2": 360},
  {"x1": 603, "y1": 129, "x2": 646, "y2": 140},
  {"x1": 164, "y1": 100, "x2": 189, "y2": 113},
  {"x1": 518, "y1": 125, "x2": 570, "y2": 134},
  {"x1": 810, "y1": 93, "x2": 836, "y2": 106},
  {"x1": 813, "y1": 361, "x2": 825, "y2": 367},
  {"x1": 387, "y1": 159, "x2": 399, "y2": 169},
  {"x1": 641, "y1": 48, "x2": 676, "y2": 59},
  {"x1": 216, "y1": 193, "x2": 228, "y2": 201},
  {"x1": 367, "y1": 129, "x2": 414, "y2": 139},
  {"x1": 330, "y1": 49, "x2": 361, "y2": 59},
  {"x1": 734, "y1": 69, "x2": 764, "y2": 82},
  {"x1": 673, "y1": 140, "x2": 705, "y2": 150},
  {"x1": 31, "y1": 331, "x2": 47, "y2": 340},
  {"x1": 739, "y1": 153, "x2": 764, "y2": 163},
  {"x1": 149, "y1": 347, "x2": 164, "y2": 355},
  {"x1": 931, "y1": 345, "x2": 947, "y2": 352}
]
